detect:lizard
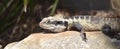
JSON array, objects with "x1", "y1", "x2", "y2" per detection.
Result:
[{"x1": 39, "y1": 15, "x2": 120, "y2": 42}]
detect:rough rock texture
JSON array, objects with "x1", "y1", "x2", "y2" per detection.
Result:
[{"x1": 4, "y1": 31, "x2": 117, "y2": 49}]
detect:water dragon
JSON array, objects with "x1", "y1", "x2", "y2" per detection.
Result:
[{"x1": 39, "y1": 15, "x2": 120, "y2": 42}]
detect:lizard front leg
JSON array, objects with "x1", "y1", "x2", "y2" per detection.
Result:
[{"x1": 71, "y1": 22, "x2": 87, "y2": 42}]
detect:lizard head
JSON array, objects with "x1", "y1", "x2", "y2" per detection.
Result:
[{"x1": 39, "y1": 17, "x2": 68, "y2": 32}]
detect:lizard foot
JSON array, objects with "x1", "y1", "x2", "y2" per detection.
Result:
[
  {"x1": 80, "y1": 33, "x2": 87, "y2": 42},
  {"x1": 72, "y1": 22, "x2": 87, "y2": 42}
]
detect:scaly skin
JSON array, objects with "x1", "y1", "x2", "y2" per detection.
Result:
[
  {"x1": 39, "y1": 15, "x2": 120, "y2": 40},
  {"x1": 39, "y1": 15, "x2": 120, "y2": 32}
]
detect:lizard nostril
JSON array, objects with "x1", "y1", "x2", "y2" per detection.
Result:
[{"x1": 47, "y1": 20, "x2": 50, "y2": 23}]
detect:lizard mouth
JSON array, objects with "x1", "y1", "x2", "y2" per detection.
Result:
[{"x1": 40, "y1": 22, "x2": 66, "y2": 32}]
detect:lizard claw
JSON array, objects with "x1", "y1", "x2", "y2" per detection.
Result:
[
  {"x1": 72, "y1": 22, "x2": 87, "y2": 42},
  {"x1": 80, "y1": 33, "x2": 87, "y2": 42}
]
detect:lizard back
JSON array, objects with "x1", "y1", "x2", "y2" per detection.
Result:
[{"x1": 65, "y1": 15, "x2": 120, "y2": 31}]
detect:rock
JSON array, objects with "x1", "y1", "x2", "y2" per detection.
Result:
[
  {"x1": 0, "y1": 45, "x2": 2, "y2": 49},
  {"x1": 4, "y1": 42, "x2": 18, "y2": 49},
  {"x1": 4, "y1": 31, "x2": 117, "y2": 49}
]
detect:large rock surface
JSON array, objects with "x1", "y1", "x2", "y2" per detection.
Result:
[{"x1": 4, "y1": 31, "x2": 117, "y2": 49}]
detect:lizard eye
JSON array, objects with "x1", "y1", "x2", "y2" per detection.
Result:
[
  {"x1": 47, "y1": 20, "x2": 63, "y2": 25},
  {"x1": 55, "y1": 21, "x2": 64, "y2": 25}
]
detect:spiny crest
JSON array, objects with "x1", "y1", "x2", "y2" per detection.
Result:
[{"x1": 68, "y1": 15, "x2": 120, "y2": 22}]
